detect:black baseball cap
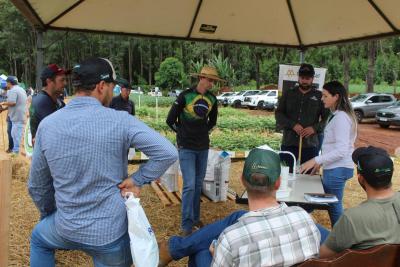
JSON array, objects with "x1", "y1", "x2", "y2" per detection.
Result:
[
  {"x1": 6, "y1": 76, "x2": 18, "y2": 85},
  {"x1": 72, "y1": 57, "x2": 116, "y2": 87},
  {"x1": 352, "y1": 146, "x2": 394, "y2": 188},
  {"x1": 116, "y1": 77, "x2": 131, "y2": 89},
  {"x1": 41, "y1": 64, "x2": 70, "y2": 80},
  {"x1": 298, "y1": 63, "x2": 315, "y2": 77}
]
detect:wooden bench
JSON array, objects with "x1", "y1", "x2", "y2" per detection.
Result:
[{"x1": 297, "y1": 244, "x2": 400, "y2": 267}]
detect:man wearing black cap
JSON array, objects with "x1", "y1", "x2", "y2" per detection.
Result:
[
  {"x1": 275, "y1": 63, "x2": 330, "y2": 171},
  {"x1": 29, "y1": 64, "x2": 68, "y2": 142},
  {"x1": 0, "y1": 76, "x2": 27, "y2": 153},
  {"x1": 109, "y1": 78, "x2": 135, "y2": 115},
  {"x1": 28, "y1": 57, "x2": 178, "y2": 267},
  {"x1": 320, "y1": 146, "x2": 400, "y2": 258}
]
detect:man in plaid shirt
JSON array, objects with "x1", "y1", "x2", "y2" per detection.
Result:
[{"x1": 159, "y1": 148, "x2": 320, "y2": 266}]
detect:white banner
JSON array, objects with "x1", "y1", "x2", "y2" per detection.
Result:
[{"x1": 278, "y1": 64, "x2": 327, "y2": 93}]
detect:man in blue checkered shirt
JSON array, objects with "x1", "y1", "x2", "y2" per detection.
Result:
[
  {"x1": 28, "y1": 57, "x2": 178, "y2": 267},
  {"x1": 159, "y1": 148, "x2": 321, "y2": 266}
]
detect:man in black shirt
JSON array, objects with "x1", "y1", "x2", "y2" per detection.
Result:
[
  {"x1": 109, "y1": 78, "x2": 135, "y2": 116},
  {"x1": 30, "y1": 64, "x2": 68, "y2": 144},
  {"x1": 275, "y1": 63, "x2": 330, "y2": 172},
  {"x1": 166, "y1": 66, "x2": 222, "y2": 236}
]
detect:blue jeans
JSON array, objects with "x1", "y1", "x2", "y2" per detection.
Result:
[
  {"x1": 316, "y1": 224, "x2": 330, "y2": 244},
  {"x1": 169, "y1": 210, "x2": 329, "y2": 267},
  {"x1": 169, "y1": 210, "x2": 247, "y2": 267},
  {"x1": 11, "y1": 121, "x2": 24, "y2": 153},
  {"x1": 6, "y1": 116, "x2": 13, "y2": 151},
  {"x1": 179, "y1": 148, "x2": 209, "y2": 232},
  {"x1": 322, "y1": 167, "x2": 354, "y2": 227},
  {"x1": 30, "y1": 213, "x2": 132, "y2": 267}
]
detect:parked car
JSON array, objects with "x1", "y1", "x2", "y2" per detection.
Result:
[
  {"x1": 375, "y1": 101, "x2": 400, "y2": 128},
  {"x1": 350, "y1": 93, "x2": 397, "y2": 123},
  {"x1": 216, "y1": 92, "x2": 235, "y2": 106},
  {"x1": 243, "y1": 90, "x2": 278, "y2": 110},
  {"x1": 228, "y1": 90, "x2": 260, "y2": 108},
  {"x1": 148, "y1": 88, "x2": 162, "y2": 97},
  {"x1": 168, "y1": 89, "x2": 182, "y2": 98},
  {"x1": 263, "y1": 101, "x2": 278, "y2": 111}
]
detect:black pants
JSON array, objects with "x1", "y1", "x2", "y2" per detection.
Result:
[{"x1": 280, "y1": 145, "x2": 319, "y2": 173}]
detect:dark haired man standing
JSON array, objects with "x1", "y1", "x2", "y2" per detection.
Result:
[
  {"x1": 28, "y1": 57, "x2": 178, "y2": 267},
  {"x1": 30, "y1": 64, "x2": 68, "y2": 143},
  {"x1": 275, "y1": 63, "x2": 330, "y2": 171},
  {"x1": 109, "y1": 78, "x2": 135, "y2": 115},
  {"x1": 166, "y1": 66, "x2": 221, "y2": 236}
]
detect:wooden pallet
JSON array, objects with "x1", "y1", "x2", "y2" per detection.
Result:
[{"x1": 151, "y1": 181, "x2": 236, "y2": 207}]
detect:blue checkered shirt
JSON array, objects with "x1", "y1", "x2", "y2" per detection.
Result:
[{"x1": 28, "y1": 96, "x2": 178, "y2": 246}]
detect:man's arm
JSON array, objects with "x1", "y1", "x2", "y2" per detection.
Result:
[
  {"x1": 320, "y1": 214, "x2": 356, "y2": 258},
  {"x1": 207, "y1": 99, "x2": 218, "y2": 131},
  {"x1": 28, "y1": 128, "x2": 56, "y2": 219},
  {"x1": 166, "y1": 93, "x2": 185, "y2": 132},
  {"x1": 0, "y1": 102, "x2": 15, "y2": 107},
  {"x1": 319, "y1": 244, "x2": 338, "y2": 258},
  {"x1": 127, "y1": 116, "x2": 178, "y2": 187},
  {"x1": 275, "y1": 90, "x2": 297, "y2": 130}
]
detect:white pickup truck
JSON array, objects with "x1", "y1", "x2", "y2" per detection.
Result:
[
  {"x1": 242, "y1": 90, "x2": 278, "y2": 110},
  {"x1": 227, "y1": 90, "x2": 260, "y2": 108}
]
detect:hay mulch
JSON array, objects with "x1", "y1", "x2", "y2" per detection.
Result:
[{"x1": 7, "y1": 156, "x2": 400, "y2": 267}]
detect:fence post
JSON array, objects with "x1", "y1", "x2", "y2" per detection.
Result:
[{"x1": 0, "y1": 153, "x2": 12, "y2": 267}]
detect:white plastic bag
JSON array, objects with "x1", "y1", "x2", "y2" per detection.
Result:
[{"x1": 124, "y1": 192, "x2": 159, "y2": 267}]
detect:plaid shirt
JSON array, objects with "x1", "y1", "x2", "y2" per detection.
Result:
[{"x1": 211, "y1": 203, "x2": 320, "y2": 267}]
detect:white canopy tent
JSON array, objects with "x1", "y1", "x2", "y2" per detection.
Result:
[
  {"x1": 9, "y1": 0, "x2": 400, "y2": 87},
  {"x1": 11, "y1": 0, "x2": 400, "y2": 48}
]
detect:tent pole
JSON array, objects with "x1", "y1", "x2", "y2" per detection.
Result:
[{"x1": 35, "y1": 29, "x2": 44, "y2": 91}]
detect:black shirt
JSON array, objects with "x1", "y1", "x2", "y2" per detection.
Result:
[
  {"x1": 109, "y1": 94, "x2": 135, "y2": 116},
  {"x1": 275, "y1": 86, "x2": 330, "y2": 148},
  {"x1": 166, "y1": 87, "x2": 218, "y2": 150},
  {"x1": 29, "y1": 90, "x2": 65, "y2": 139}
]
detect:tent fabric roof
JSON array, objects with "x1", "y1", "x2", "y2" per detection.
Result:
[{"x1": 11, "y1": 0, "x2": 400, "y2": 49}]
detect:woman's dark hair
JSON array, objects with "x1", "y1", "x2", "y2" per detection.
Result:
[{"x1": 323, "y1": 81, "x2": 357, "y2": 132}]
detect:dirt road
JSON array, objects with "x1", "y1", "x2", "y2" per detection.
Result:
[
  {"x1": 355, "y1": 121, "x2": 400, "y2": 156},
  {"x1": 244, "y1": 109, "x2": 400, "y2": 156}
]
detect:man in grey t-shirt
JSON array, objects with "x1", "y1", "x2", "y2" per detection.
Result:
[
  {"x1": 0, "y1": 76, "x2": 27, "y2": 153},
  {"x1": 320, "y1": 146, "x2": 400, "y2": 258}
]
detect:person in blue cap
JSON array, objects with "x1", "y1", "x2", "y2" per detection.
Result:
[{"x1": 0, "y1": 76, "x2": 27, "y2": 153}]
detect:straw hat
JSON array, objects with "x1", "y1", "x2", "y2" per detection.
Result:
[{"x1": 191, "y1": 66, "x2": 226, "y2": 82}]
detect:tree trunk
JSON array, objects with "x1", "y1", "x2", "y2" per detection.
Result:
[
  {"x1": 139, "y1": 43, "x2": 144, "y2": 78},
  {"x1": 128, "y1": 39, "x2": 133, "y2": 85},
  {"x1": 340, "y1": 45, "x2": 350, "y2": 91},
  {"x1": 366, "y1": 40, "x2": 376, "y2": 93},
  {"x1": 148, "y1": 42, "x2": 153, "y2": 85},
  {"x1": 255, "y1": 52, "x2": 260, "y2": 89}
]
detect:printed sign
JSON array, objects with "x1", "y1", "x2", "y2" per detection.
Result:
[{"x1": 278, "y1": 64, "x2": 327, "y2": 94}]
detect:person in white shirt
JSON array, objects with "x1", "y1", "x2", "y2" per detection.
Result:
[{"x1": 300, "y1": 81, "x2": 357, "y2": 226}]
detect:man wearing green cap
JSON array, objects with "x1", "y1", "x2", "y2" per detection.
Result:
[{"x1": 159, "y1": 148, "x2": 320, "y2": 267}]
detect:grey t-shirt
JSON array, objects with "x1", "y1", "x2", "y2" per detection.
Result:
[
  {"x1": 325, "y1": 192, "x2": 400, "y2": 252},
  {"x1": 7, "y1": 85, "x2": 27, "y2": 123}
]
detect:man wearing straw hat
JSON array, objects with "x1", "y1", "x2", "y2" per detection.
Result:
[
  {"x1": 166, "y1": 66, "x2": 223, "y2": 236},
  {"x1": 275, "y1": 63, "x2": 329, "y2": 172}
]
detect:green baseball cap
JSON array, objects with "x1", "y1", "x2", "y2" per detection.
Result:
[{"x1": 243, "y1": 148, "x2": 281, "y2": 187}]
